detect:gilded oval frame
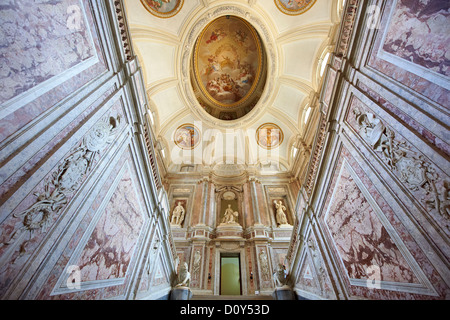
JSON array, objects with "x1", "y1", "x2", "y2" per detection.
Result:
[
  {"x1": 256, "y1": 123, "x2": 284, "y2": 150},
  {"x1": 173, "y1": 123, "x2": 201, "y2": 150},
  {"x1": 140, "y1": 0, "x2": 184, "y2": 19},
  {"x1": 192, "y1": 15, "x2": 265, "y2": 110},
  {"x1": 274, "y1": 0, "x2": 317, "y2": 16}
]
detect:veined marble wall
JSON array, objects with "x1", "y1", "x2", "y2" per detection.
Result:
[
  {"x1": 289, "y1": 0, "x2": 449, "y2": 300},
  {"x1": 0, "y1": 0, "x2": 175, "y2": 300}
]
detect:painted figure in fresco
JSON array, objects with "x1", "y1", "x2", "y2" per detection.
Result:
[
  {"x1": 286, "y1": 0, "x2": 311, "y2": 9},
  {"x1": 274, "y1": 200, "x2": 289, "y2": 226},
  {"x1": 171, "y1": 201, "x2": 185, "y2": 226},
  {"x1": 258, "y1": 126, "x2": 282, "y2": 149},
  {"x1": 175, "y1": 126, "x2": 197, "y2": 149},
  {"x1": 222, "y1": 204, "x2": 239, "y2": 224},
  {"x1": 146, "y1": 0, "x2": 172, "y2": 11},
  {"x1": 206, "y1": 28, "x2": 227, "y2": 44}
]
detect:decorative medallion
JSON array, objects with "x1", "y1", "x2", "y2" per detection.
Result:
[
  {"x1": 274, "y1": 0, "x2": 317, "y2": 16},
  {"x1": 140, "y1": 0, "x2": 184, "y2": 18},
  {"x1": 173, "y1": 124, "x2": 201, "y2": 150},
  {"x1": 256, "y1": 123, "x2": 284, "y2": 149},
  {"x1": 191, "y1": 15, "x2": 267, "y2": 120}
]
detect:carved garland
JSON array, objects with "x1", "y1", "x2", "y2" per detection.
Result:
[
  {"x1": 353, "y1": 108, "x2": 449, "y2": 227},
  {"x1": 1, "y1": 116, "x2": 121, "y2": 262}
]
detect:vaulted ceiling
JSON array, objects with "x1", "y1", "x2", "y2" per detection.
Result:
[{"x1": 123, "y1": 0, "x2": 344, "y2": 176}]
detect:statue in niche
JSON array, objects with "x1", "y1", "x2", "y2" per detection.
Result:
[
  {"x1": 175, "y1": 262, "x2": 191, "y2": 287},
  {"x1": 221, "y1": 204, "x2": 239, "y2": 225},
  {"x1": 274, "y1": 200, "x2": 290, "y2": 227},
  {"x1": 171, "y1": 201, "x2": 185, "y2": 226}
]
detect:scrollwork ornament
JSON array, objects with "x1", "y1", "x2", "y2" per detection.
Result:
[
  {"x1": 353, "y1": 108, "x2": 449, "y2": 224},
  {"x1": 0, "y1": 116, "x2": 120, "y2": 264}
]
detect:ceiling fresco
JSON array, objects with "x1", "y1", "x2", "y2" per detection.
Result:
[
  {"x1": 125, "y1": 0, "x2": 341, "y2": 173},
  {"x1": 191, "y1": 15, "x2": 267, "y2": 121}
]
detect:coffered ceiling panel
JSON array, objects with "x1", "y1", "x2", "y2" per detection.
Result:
[
  {"x1": 272, "y1": 84, "x2": 307, "y2": 125},
  {"x1": 125, "y1": 0, "x2": 201, "y2": 36},
  {"x1": 134, "y1": 41, "x2": 176, "y2": 85},
  {"x1": 150, "y1": 86, "x2": 186, "y2": 127},
  {"x1": 281, "y1": 38, "x2": 324, "y2": 84},
  {"x1": 257, "y1": 0, "x2": 333, "y2": 34}
]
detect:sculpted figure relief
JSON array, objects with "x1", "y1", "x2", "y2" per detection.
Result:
[
  {"x1": 176, "y1": 262, "x2": 191, "y2": 287},
  {"x1": 222, "y1": 204, "x2": 239, "y2": 225},
  {"x1": 274, "y1": 200, "x2": 290, "y2": 227},
  {"x1": 273, "y1": 263, "x2": 288, "y2": 288},
  {"x1": 171, "y1": 202, "x2": 185, "y2": 226}
]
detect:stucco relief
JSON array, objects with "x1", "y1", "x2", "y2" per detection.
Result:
[
  {"x1": 349, "y1": 98, "x2": 449, "y2": 232},
  {"x1": 0, "y1": 115, "x2": 121, "y2": 271}
]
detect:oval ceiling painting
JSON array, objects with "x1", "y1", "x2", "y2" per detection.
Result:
[
  {"x1": 173, "y1": 124, "x2": 201, "y2": 150},
  {"x1": 192, "y1": 16, "x2": 267, "y2": 121},
  {"x1": 140, "y1": 0, "x2": 184, "y2": 18},
  {"x1": 256, "y1": 123, "x2": 284, "y2": 150},
  {"x1": 274, "y1": 0, "x2": 317, "y2": 16}
]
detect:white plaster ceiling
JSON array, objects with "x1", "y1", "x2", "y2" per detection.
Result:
[{"x1": 124, "y1": 0, "x2": 343, "y2": 174}]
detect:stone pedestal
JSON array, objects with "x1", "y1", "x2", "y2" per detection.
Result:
[
  {"x1": 278, "y1": 224, "x2": 293, "y2": 229},
  {"x1": 216, "y1": 223, "x2": 243, "y2": 239},
  {"x1": 272, "y1": 285, "x2": 296, "y2": 300},
  {"x1": 170, "y1": 286, "x2": 193, "y2": 300}
]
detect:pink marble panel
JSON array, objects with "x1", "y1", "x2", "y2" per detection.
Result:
[
  {"x1": 0, "y1": 102, "x2": 124, "y2": 297},
  {"x1": 382, "y1": 0, "x2": 449, "y2": 77},
  {"x1": 0, "y1": 0, "x2": 95, "y2": 104},
  {"x1": 36, "y1": 148, "x2": 147, "y2": 300},
  {"x1": 320, "y1": 147, "x2": 449, "y2": 299},
  {"x1": 325, "y1": 163, "x2": 419, "y2": 283},
  {"x1": 75, "y1": 167, "x2": 144, "y2": 282},
  {"x1": 368, "y1": 1, "x2": 449, "y2": 107},
  {"x1": 0, "y1": 0, "x2": 108, "y2": 145}
]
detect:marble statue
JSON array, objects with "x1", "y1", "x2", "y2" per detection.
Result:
[
  {"x1": 274, "y1": 200, "x2": 290, "y2": 226},
  {"x1": 222, "y1": 204, "x2": 239, "y2": 224},
  {"x1": 171, "y1": 201, "x2": 185, "y2": 226},
  {"x1": 273, "y1": 263, "x2": 288, "y2": 287},
  {"x1": 176, "y1": 262, "x2": 191, "y2": 287}
]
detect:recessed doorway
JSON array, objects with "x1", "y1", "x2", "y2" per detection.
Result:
[{"x1": 220, "y1": 254, "x2": 242, "y2": 295}]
